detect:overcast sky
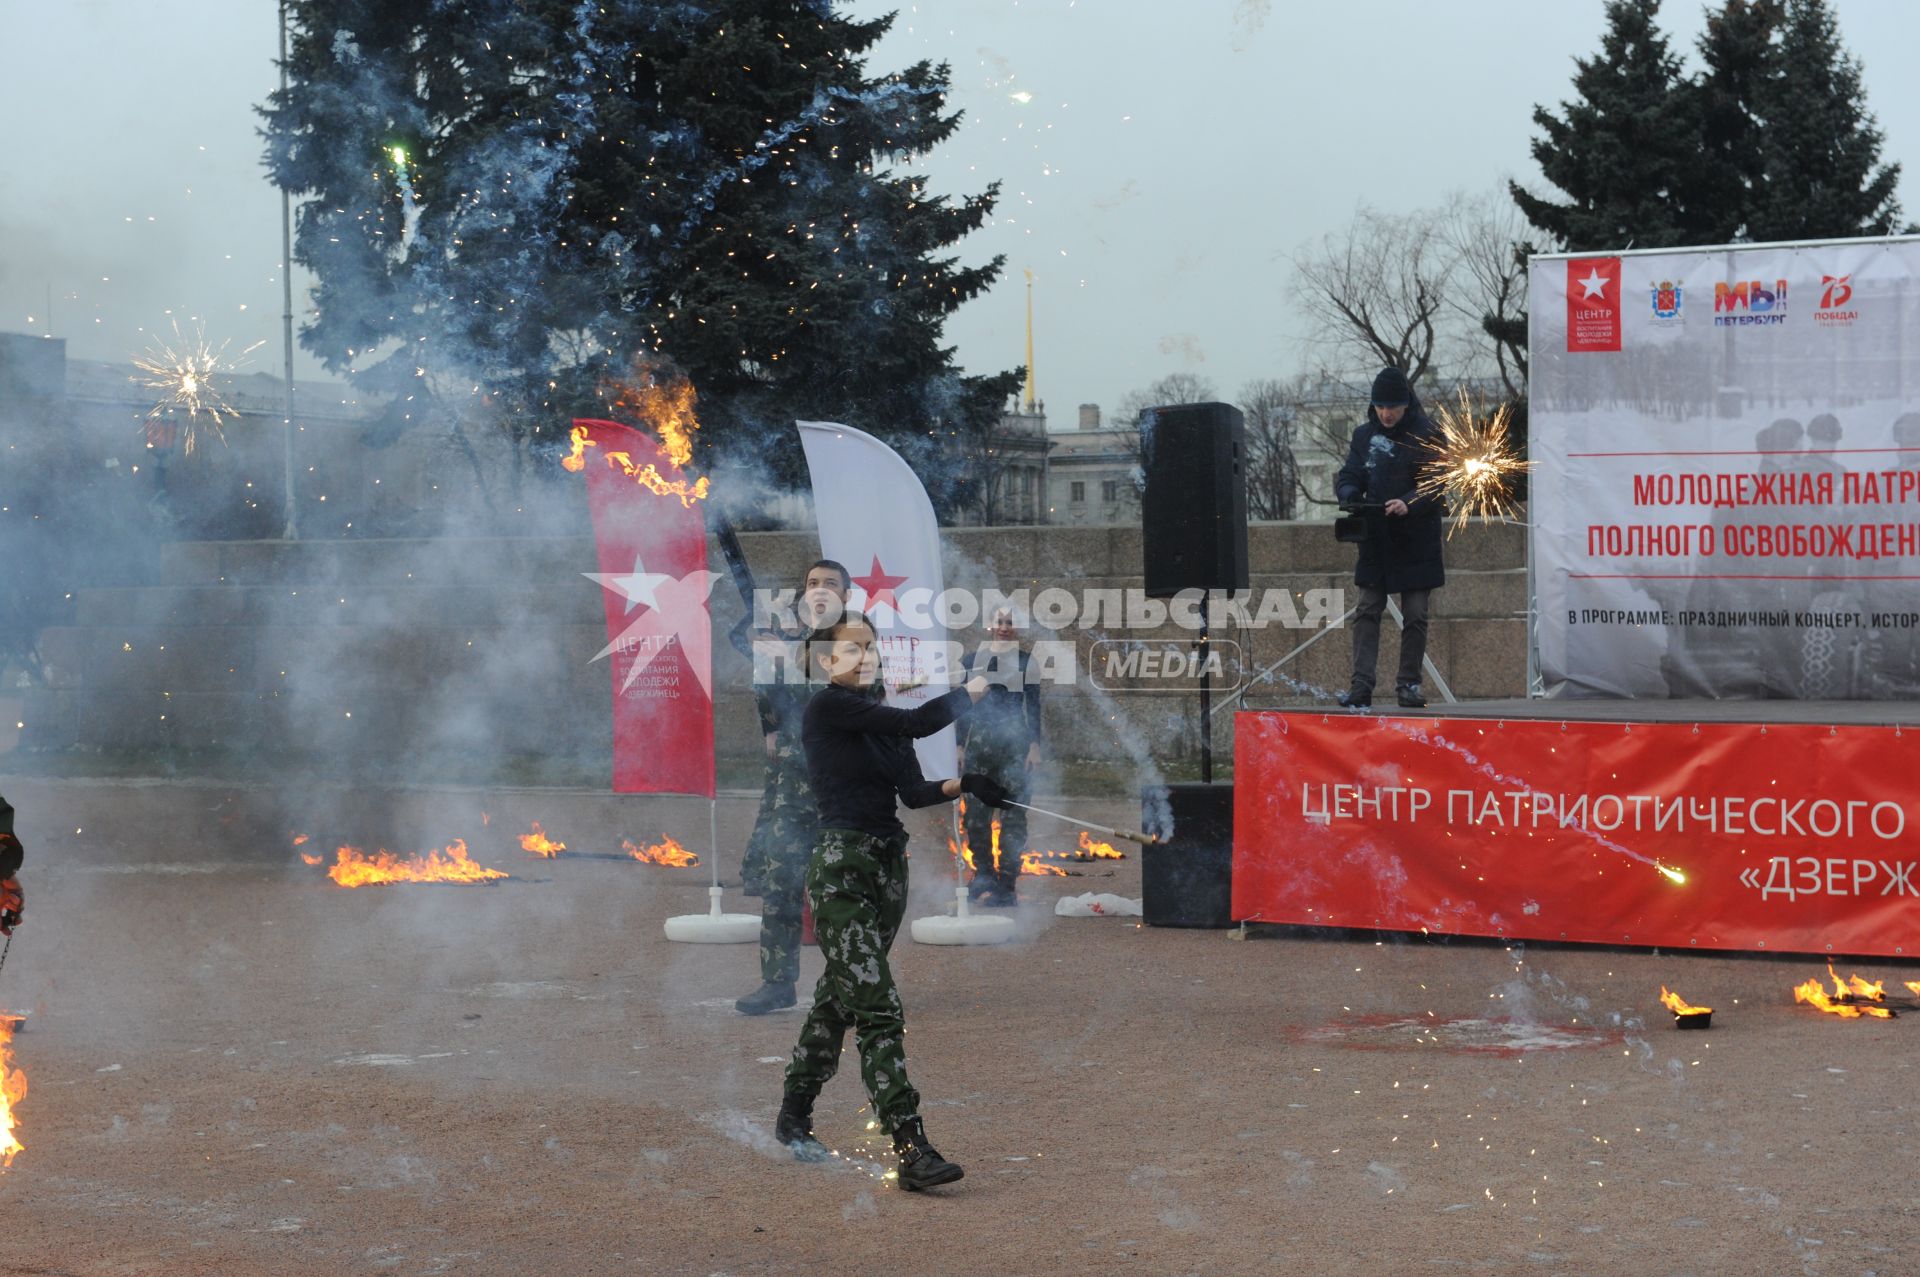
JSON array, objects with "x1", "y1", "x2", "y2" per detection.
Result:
[{"x1": 3, "y1": 0, "x2": 1918, "y2": 422}]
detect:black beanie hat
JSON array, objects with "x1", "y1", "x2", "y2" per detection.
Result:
[{"x1": 1370, "y1": 366, "x2": 1411, "y2": 408}]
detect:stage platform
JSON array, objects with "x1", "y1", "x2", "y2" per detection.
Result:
[
  {"x1": 1232, "y1": 701, "x2": 1920, "y2": 958},
  {"x1": 1356, "y1": 697, "x2": 1920, "y2": 727}
]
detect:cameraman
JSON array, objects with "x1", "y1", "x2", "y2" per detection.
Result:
[{"x1": 1333, "y1": 367, "x2": 1444, "y2": 709}]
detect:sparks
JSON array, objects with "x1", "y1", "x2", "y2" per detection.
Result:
[
  {"x1": 130, "y1": 319, "x2": 265, "y2": 454},
  {"x1": 1417, "y1": 388, "x2": 1531, "y2": 536},
  {"x1": 1655, "y1": 862, "x2": 1686, "y2": 885}
]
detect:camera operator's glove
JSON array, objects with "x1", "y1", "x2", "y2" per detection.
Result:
[{"x1": 959, "y1": 773, "x2": 1013, "y2": 809}]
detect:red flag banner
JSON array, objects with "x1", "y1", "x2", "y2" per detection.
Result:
[
  {"x1": 1233, "y1": 711, "x2": 1920, "y2": 957},
  {"x1": 575, "y1": 418, "x2": 717, "y2": 798}
]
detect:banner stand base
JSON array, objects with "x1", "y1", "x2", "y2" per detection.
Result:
[
  {"x1": 910, "y1": 887, "x2": 1015, "y2": 946},
  {"x1": 664, "y1": 886, "x2": 761, "y2": 944}
]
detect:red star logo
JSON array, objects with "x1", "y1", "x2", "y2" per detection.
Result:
[{"x1": 852, "y1": 555, "x2": 909, "y2": 615}]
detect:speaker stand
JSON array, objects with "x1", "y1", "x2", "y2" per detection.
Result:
[
  {"x1": 1210, "y1": 597, "x2": 1457, "y2": 716},
  {"x1": 1198, "y1": 617, "x2": 1213, "y2": 783}
]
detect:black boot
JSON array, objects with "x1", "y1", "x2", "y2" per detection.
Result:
[
  {"x1": 892, "y1": 1115, "x2": 964, "y2": 1191},
  {"x1": 1336, "y1": 688, "x2": 1372, "y2": 709},
  {"x1": 1396, "y1": 683, "x2": 1428, "y2": 709},
  {"x1": 979, "y1": 873, "x2": 1019, "y2": 908},
  {"x1": 735, "y1": 981, "x2": 796, "y2": 1016},
  {"x1": 775, "y1": 1095, "x2": 830, "y2": 1163}
]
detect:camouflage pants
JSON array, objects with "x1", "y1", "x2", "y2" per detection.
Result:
[
  {"x1": 746, "y1": 733, "x2": 816, "y2": 986},
  {"x1": 782, "y1": 828, "x2": 919, "y2": 1132},
  {"x1": 961, "y1": 734, "x2": 1029, "y2": 890}
]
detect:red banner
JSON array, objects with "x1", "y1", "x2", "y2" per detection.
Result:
[
  {"x1": 576, "y1": 419, "x2": 716, "y2": 798},
  {"x1": 1564, "y1": 255, "x2": 1621, "y2": 352},
  {"x1": 1233, "y1": 711, "x2": 1920, "y2": 957}
]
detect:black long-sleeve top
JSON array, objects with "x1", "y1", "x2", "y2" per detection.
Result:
[
  {"x1": 0, "y1": 793, "x2": 20, "y2": 879},
  {"x1": 802, "y1": 685, "x2": 973, "y2": 841}
]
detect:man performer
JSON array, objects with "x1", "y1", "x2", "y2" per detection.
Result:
[
  {"x1": 1334, "y1": 366, "x2": 1445, "y2": 709},
  {"x1": 957, "y1": 606, "x2": 1043, "y2": 906},
  {"x1": 774, "y1": 611, "x2": 1007, "y2": 1190},
  {"x1": 733, "y1": 560, "x2": 851, "y2": 1016}
]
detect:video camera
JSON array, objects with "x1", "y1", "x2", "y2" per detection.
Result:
[{"x1": 1333, "y1": 501, "x2": 1385, "y2": 544}]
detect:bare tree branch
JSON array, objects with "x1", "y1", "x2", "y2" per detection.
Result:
[{"x1": 1290, "y1": 206, "x2": 1458, "y2": 384}]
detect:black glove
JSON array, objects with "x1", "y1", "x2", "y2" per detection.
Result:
[{"x1": 960, "y1": 773, "x2": 1013, "y2": 809}]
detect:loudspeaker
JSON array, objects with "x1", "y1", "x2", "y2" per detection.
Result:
[
  {"x1": 1139, "y1": 783, "x2": 1234, "y2": 928},
  {"x1": 1141, "y1": 402, "x2": 1249, "y2": 598}
]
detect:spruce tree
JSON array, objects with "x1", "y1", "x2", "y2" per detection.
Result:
[
  {"x1": 1510, "y1": 0, "x2": 1706, "y2": 251},
  {"x1": 260, "y1": 1, "x2": 1016, "y2": 507},
  {"x1": 1694, "y1": 0, "x2": 1782, "y2": 243},
  {"x1": 1746, "y1": 0, "x2": 1901, "y2": 241}
]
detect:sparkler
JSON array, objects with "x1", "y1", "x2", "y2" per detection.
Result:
[
  {"x1": 999, "y1": 799, "x2": 1161, "y2": 846},
  {"x1": 1417, "y1": 389, "x2": 1531, "y2": 537},
  {"x1": 130, "y1": 319, "x2": 266, "y2": 455}
]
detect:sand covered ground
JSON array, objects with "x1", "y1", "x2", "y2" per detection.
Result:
[{"x1": 0, "y1": 778, "x2": 1915, "y2": 1276}]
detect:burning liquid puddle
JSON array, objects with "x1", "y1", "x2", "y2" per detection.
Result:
[{"x1": 1289, "y1": 1014, "x2": 1618, "y2": 1055}]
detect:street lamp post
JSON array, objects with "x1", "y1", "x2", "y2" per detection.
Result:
[{"x1": 278, "y1": 0, "x2": 299, "y2": 540}]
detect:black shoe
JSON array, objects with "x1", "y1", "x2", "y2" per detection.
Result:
[
  {"x1": 978, "y1": 886, "x2": 1018, "y2": 908},
  {"x1": 775, "y1": 1095, "x2": 831, "y2": 1163},
  {"x1": 1396, "y1": 684, "x2": 1428, "y2": 709},
  {"x1": 1335, "y1": 689, "x2": 1372, "y2": 709},
  {"x1": 893, "y1": 1116, "x2": 964, "y2": 1191},
  {"x1": 735, "y1": 982, "x2": 796, "y2": 1016},
  {"x1": 966, "y1": 875, "x2": 996, "y2": 899}
]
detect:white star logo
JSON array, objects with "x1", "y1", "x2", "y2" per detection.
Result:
[
  {"x1": 583, "y1": 564, "x2": 725, "y2": 697},
  {"x1": 585, "y1": 554, "x2": 671, "y2": 615},
  {"x1": 1577, "y1": 267, "x2": 1611, "y2": 300}
]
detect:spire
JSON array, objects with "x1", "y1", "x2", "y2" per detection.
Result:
[{"x1": 1022, "y1": 267, "x2": 1037, "y2": 411}]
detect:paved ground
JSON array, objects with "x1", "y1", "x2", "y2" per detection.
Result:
[{"x1": 0, "y1": 778, "x2": 1915, "y2": 1276}]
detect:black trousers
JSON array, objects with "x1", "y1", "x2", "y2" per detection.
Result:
[{"x1": 1349, "y1": 586, "x2": 1432, "y2": 695}]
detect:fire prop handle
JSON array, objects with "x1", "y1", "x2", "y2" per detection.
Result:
[{"x1": 1000, "y1": 800, "x2": 1162, "y2": 846}]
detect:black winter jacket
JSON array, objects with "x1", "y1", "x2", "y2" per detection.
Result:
[{"x1": 1333, "y1": 397, "x2": 1447, "y2": 594}]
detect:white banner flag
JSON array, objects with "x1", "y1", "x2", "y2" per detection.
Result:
[
  {"x1": 797, "y1": 420, "x2": 957, "y2": 780},
  {"x1": 1530, "y1": 238, "x2": 1920, "y2": 699}
]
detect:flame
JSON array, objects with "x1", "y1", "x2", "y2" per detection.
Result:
[
  {"x1": 1655, "y1": 861, "x2": 1686, "y2": 885},
  {"x1": 0, "y1": 1015, "x2": 24, "y2": 1167},
  {"x1": 1827, "y1": 961, "x2": 1886, "y2": 1003},
  {"x1": 594, "y1": 359, "x2": 710, "y2": 505},
  {"x1": 600, "y1": 451, "x2": 711, "y2": 506},
  {"x1": 1075, "y1": 831, "x2": 1125, "y2": 861},
  {"x1": 311, "y1": 839, "x2": 509, "y2": 888},
  {"x1": 1019, "y1": 853, "x2": 1069, "y2": 877},
  {"x1": 300, "y1": 852, "x2": 323, "y2": 867},
  {"x1": 623, "y1": 836, "x2": 700, "y2": 867},
  {"x1": 560, "y1": 424, "x2": 595, "y2": 472},
  {"x1": 1659, "y1": 986, "x2": 1711, "y2": 1016},
  {"x1": 1906, "y1": 981, "x2": 1920, "y2": 998},
  {"x1": 292, "y1": 834, "x2": 310, "y2": 847},
  {"x1": 1794, "y1": 977, "x2": 1894, "y2": 1019},
  {"x1": 519, "y1": 821, "x2": 567, "y2": 858}
]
